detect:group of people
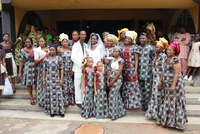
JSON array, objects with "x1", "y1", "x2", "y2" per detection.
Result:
[{"x1": 1, "y1": 22, "x2": 199, "y2": 131}]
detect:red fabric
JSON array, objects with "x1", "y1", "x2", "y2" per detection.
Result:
[
  {"x1": 124, "y1": 46, "x2": 131, "y2": 68},
  {"x1": 23, "y1": 48, "x2": 35, "y2": 62},
  {"x1": 169, "y1": 40, "x2": 180, "y2": 56},
  {"x1": 72, "y1": 39, "x2": 79, "y2": 45}
]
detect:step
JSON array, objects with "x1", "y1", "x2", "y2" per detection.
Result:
[
  {"x1": 0, "y1": 110, "x2": 200, "y2": 125},
  {"x1": 0, "y1": 99, "x2": 200, "y2": 117}
]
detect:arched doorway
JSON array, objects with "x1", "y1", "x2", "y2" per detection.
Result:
[
  {"x1": 176, "y1": 9, "x2": 196, "y2": 34},
  {"x1": 18, "y1": 11, "x2": 44, "y2": 36}
]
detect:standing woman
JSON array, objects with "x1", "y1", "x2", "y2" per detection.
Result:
[
  {"x1": 34, "y1": 37, "x2": 49, "y2": 106},
  {"x1": 117, "y1": 28, "x2": 129, "y2": 48},
  {"x1": 14, "y1": 24, "x2": 31, "y2": 67},
  {"x1": 57, "y1": 33, "x2": 75, "y2": 106},
  {"x1": 28, "y1": 24, "x2": 43, "y2": 47},
  {"x1": 138, "y1": 32, "x2": 156, "y2": 111},
  {"x1": 104, "y1": 34, "x2": 118, "y2": 78},
  {"x1": 0, "y1": 33, "x2": 19, "y2": 93},
  {"x1": 157, "y1": 41, "x2": 187, "y2": 130},
  {"x1": 86, "y1": 33, "x2": 106, "y2": 67},
  {"x1": 18, "y1": 37, "x2": 37, "y2": 105},
  {"x1": 107, "y1": 46, "x2": 126, "y2": 120},
  {"x1": 122, "y1": 31, "x2": 142, "y2": 109},
  {"x1": 145, "y1": 23, "x2": 156, "y2": 48},
  {"x1": 145, "y1": 38, "x2": 168, "y2": 119},
  {"x1": 43, "y1": 44, "x2": 65, "y2": 118},
  {"x1": 0, "y1": 46, "x2": 8, "y2": 102}
]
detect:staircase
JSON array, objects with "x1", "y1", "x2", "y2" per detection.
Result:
[{"x1": 0, "y1": 81, "x2": 200, "y2": 122}]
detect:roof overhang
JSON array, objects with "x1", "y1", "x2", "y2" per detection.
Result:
[{"x1": 10, "y1": 0, "x2": 198, "y2": 10}]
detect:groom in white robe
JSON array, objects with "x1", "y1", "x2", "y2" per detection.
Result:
[{"x1": 71, "y1": 30, "x2": 87, "y2": 108}]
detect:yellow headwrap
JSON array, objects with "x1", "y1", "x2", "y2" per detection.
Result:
[
  {"x1": 104, "y1": 34, "x2": 119, "y2": 44},
  {"x1": 59, "y1": 33, "x2": 69, "y2": 42},
  {"x1": 156, "y1": 38, "x2": 169, "y2": 50},
  {"x1": 145, "y1": 23, "x2": 156, "y2": 35},
  {"x1": 126, "y1": 31, "x2": 138, "y2": 44},
  {"x1": 118, "y1": 28, "x2": 129, "y2": 40},
  {"x1": 25, "y1": 24, "x2": 31, "y2": 31}
]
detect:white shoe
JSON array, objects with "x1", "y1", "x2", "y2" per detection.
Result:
[
  {"x1": 188, "y1": 76, "x2": 193, "y2": 81},
  {"x1": 184, "y1": 75, "x2": 188, "y2": 80}
]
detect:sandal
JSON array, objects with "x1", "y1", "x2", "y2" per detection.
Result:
[{"x1": 30, "y1": 101, "x2": 36, "y2": 105}]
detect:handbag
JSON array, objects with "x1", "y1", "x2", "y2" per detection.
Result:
[
  {"x1": 2, "y1": 78, "x2": 13, "y2": 95},
  {"x1": 1, "y1": 64, "x2": 6, "y2": 74}
]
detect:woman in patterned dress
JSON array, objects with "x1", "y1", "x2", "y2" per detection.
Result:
[
  {"x1": 94, "y1": 61, "x2": 108, "y2": 119},
  {"x1": 34, "y1": 37, "x2": 49, "y2": 106},
  {"x1": 57, "y1": 33, "x2": 74, "y2": 106},
  {"x1": 107, "y1": 46, "x2": 126, "y2": 120},
  {"x1": 0, "y1": 47, "x2": 8, "y2": 102},
  {"x1": 0, "y1": 33, "x2": 19, "y2": 93},
  {"x1": 81, "y1": 57, "x2": 96, "y2": 119},
  {"x1": 122, "y1": 31, "x2": 142, "y2": 109},
  {"x1": 104, "y1": 34, "x2": 119, "y2": 78},
  {"x1": 157, "y1": 41, "x2": 187, "y2": 130},
  {"x1": 145, "y1": 38, "x2": 168, "y2": 119},
  {"x1": 43, "y1": 44, "x2": 65, "y2": 118},
  {"x1": 15, "y1": 24, "x2": 31, "y2": 67},
  {"x1": 138, "y1": 32, "x2": 156, "y2": 111},
  {"x1": 18, "y1": 37, "x2": 37, "y2": 105},
  {"x1": 117, "y1": 28, "x2": 129, "y2": 49}
]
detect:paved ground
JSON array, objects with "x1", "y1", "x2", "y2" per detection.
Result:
[{"x1": 0, "y1": 117, "x2": 200, "y2": 134}]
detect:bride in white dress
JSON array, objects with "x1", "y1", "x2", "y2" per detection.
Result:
[{"x1": 86, "y1": 33, "x2": 106, "y2": 67}]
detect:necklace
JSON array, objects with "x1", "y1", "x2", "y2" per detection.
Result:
[
  {"x1": 92, "y1": 44, "x2": 97, "y2": 47},
  {"x1": 3, "y1": 41, "x2": 9, "y2": 44}
]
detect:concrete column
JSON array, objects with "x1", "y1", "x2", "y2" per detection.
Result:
[{"x1": 1, "y1": 0, "x2": 16, "y2": 42}]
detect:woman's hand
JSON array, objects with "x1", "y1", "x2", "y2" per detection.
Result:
[
  {"x1": 43, "y1": 81, "x2": 46, "y2": 88},
  {"x1": 83, "y1": 88, "x2": 86, "y2": 94},
  {"x1": 45, "y1": 53, "x2": 49, "y2": 57},
  {"x1": 18, "y1": 73, "x2": 22, "y2": 80},
  {"x1": 59, "y1": 80, "x2": 63, "y2": 86},
  {"x1": 158, "y1": 83, "x2": 162, "y2": 91},
  {"x1": 95, "y1": 91, "x2": 98, "y2": 97},
  {"x1": 109, "y1": 81, "x2": 114, "y2": 87},
  {"x1": 105, "y1": 59, "x2": 110, "y2": 65},
  {"x1": 70, "y1": 71, "x2": 74, "y2": 77},
  {"x1": 5, "y1": 72, "x2": 8, "y2": 78},
  {"x1": 133, "y1": 71, "x2": 137, "y2": 78},
  {"x1": 107, "y1": 80, "x2": 110, "y2": 87},
  {"x1": 170, "y1": 86, "x2": 175, "y2": 93}
]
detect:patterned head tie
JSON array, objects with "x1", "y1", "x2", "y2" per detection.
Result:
[
  {"x1": 140, "y1": 32, "x2": 147, "y2": 37},
  {"x1": 126, "y1": 31, "x2": 138, "y2": 44},
  {"x1": 59, "y1": 33, "x2": 69, "y2": 42},
  {"x1": 102, "y1": 32, "x2": 110, "y2": 36},
  {"x1": 49, "y1": 44, "x2": 57, "y2": 52},
  {"x1": 145, "y1": 23, "x2": 156, "y2": 35},
  {"x1": 113, "y1": 46, "x2": 122, "y2": 52},
  {"x1": 168, "y1": 40, "x2": 180, "y2": 56},
  {"x1": 118, "y1": 28, "x2": 129, "y2": 40},
  {"x1": 104, "y1": 34, "x2": 119, "y2": 44},
  {"x1": 156, "y1": 38, "x2": 168, "y2": 51}
]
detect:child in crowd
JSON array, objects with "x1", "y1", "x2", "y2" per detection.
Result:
[
  {"x1": 43, "y1": 44, "x2": 65, "y2": 118},
  {"x1": 107, "y1": 46, "x2": 126, "y2": 120},
  {"x1": 184, "y1": 33, "x2": 200, "y2": 81},
  {"x1": 94, "y1": 61, "x2": 108, "y2": 119},
  {"x1": 48, "y1": 39, "x2": 53, "y2": 46},
  {"x1": 81, "y1": 57, "x2": 96, "y2": 119}
]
